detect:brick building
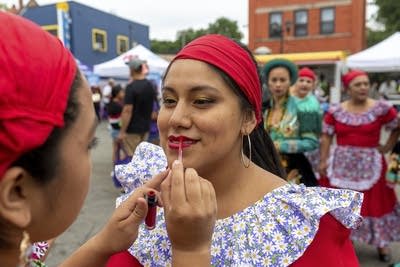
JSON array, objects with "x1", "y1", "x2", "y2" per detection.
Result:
[{"x1": 248, "y1": 0, "x2": 366, "y2": 55}]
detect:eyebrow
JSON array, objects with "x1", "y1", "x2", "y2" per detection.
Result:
[{"x1": 162, "y1": 85, "x2": 219, "y2": 94}]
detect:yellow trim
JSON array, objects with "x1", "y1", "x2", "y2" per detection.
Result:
[
  {"x1": 92, "y1": 28, "x2": 108, "y2": 52},
  {"x1": 116, "y1": 35, "x2": 129, "y2": 55},
  {"x1": 255, "y1": 50, "x2": 347, "y2": 65},
  {"x1": 42, "y1": 24, "x2": 58, "y2": 35},
  {"x1": 56, "y1": 2, "x2": 69, "y2": 11}
]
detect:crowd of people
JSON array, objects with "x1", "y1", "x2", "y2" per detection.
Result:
[{"x1": 1, "y1": 10, "x2": 400, "y2": 267}]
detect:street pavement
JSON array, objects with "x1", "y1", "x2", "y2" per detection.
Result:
[{"x1": 46, "y1": 121, "x2": 400, "y2": 266}]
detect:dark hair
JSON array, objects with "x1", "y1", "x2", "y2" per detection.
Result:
[
  {"x1": 11, "y1": 70, "x2": 82, "y2": 184},
  {"x1": 111, "y1": 84, "x2": 123, "y2": 99},
  {"x1": 209, "y1": 45, "x2": 285, "y2": 178}
]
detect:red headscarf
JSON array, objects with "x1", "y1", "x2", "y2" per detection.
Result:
[
  {"x1": 172, "y1": 34, "x2": 262, "y2": 124},
  {"x1": 342, "y1": 70, "x2": 367, "y2": 88},
  {"x1": 298, "y1": 67, "x2": 316, "y2": 81},
  {"x1": 0, "y1": 12, "x2": 76, "y2": 177}
]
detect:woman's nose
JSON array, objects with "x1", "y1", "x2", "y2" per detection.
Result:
[{"x1": 168, "y1": 101, "x2": 191, "y2": 129}]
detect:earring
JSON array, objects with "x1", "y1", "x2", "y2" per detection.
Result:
[
  {"x1": 241, "y1": 134, "x2": 252, "y2": 168},
  {"x1": 19, "y1": 231, "x2": 32, "y2": 267}
]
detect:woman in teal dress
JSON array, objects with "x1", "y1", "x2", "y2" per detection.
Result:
[{"x1": 263, "y1": 60, "x2": 320, "y2": 186}]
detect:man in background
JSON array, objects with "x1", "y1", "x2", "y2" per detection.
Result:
[{"x1": 118, "y1": 58, "x2": 156, "y2": 155}]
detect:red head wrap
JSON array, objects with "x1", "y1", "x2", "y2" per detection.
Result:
[
  {"x1": 0, "y1": 12, "x2": 76, "y2": 177},
  {"x1": 342, "y1": 70, "x2": 367, "y2": 88},
  {"x1": 298, "y1": 67, "x2": 316, "y2": 81},
  {"x1": 172, "y1": 34, "x2": 262, "y2": 124}
]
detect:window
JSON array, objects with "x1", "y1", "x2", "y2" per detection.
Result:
[
  {"x1": 42, "y1": 25, "x2": 58, "y2": 37},
  {"x1": 269, "y1": 12, "x2": 282, "y2": 38},
  {"x1": 92, "y1": 28, "x2": 107, "y2": 52},
  {"x1": 117, "y1": 35, "x2": 129, "y2": 54},
  {"x1": 320, "y1": 7, "x2": 335, "y2": 34},
  {"x1": 294, "y1": 10, "x2": 308, "y2": 36}
]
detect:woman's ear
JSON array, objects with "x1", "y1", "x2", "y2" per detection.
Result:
[
  {"x1": 241, "y1": 110, "x2": 257, "y2": 135},
  {"x1": 0, "y1": 167, "x2": 32, "y2": 228}
]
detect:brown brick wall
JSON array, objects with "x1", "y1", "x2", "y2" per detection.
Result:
[{"x1": 248, "y1": 0, "x2": 366, "y2": 54}]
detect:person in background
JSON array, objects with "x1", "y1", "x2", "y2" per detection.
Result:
[
  {"x1": 292, "y1": 67, "x2": 323, "y2": 180},
  {"x1": 108, "y1": 34, "x2": 362, "y2": 267},
  {"x1": 0, "y1": 12, "x2": 216, "y2": 267},
  {"x1": 107, "y1": 84, "x2": 124, "y2": 163},
  {"x1": 102, "y1": 78, "x2": 115, "y2": 119},
  {"x1": 263, "y1": 59, "x2": 319, "y2": 186},
  {"x1": 119, "y1": 59, "x2": 157, "y2": 156},
  {"x1": 379, "y1": 78, "x2": 398, "y2": 99},
  {"x1": 319, "y1": 69, "x2": 400, "y2": 262},
  {"x1": 91, "y1": 85, "x2": 102, "y2": 121}
]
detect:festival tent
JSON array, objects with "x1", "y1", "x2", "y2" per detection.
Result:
[
  {"x1": 346, "y1": 32, "x2": 400, "y2": 72},
  {"x1": 93, "y1": 44, "x2": 169, "y2": 79}
]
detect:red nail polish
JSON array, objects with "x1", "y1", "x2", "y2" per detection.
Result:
[{"x1": 145, "y1": 191, "x2": 157, "y2": 230}]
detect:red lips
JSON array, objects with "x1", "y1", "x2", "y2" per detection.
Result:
[{"x1": 168, "y1": 135, "x2": 197, "y2": 149}]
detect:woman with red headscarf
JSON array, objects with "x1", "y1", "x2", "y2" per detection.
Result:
[
  {"x1": 107, "y1": 34, "x2": 364, "y2": 267},
  {"x1": 319, "y1": 69, "x2": 400, "y2": 262},
  {"x1": 0, "y1": 12, "x2": 217, "y2": 267}
]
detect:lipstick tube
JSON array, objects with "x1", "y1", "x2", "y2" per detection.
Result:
[{"x1": 145, "y1": 191, "x2": 157, "y2": 230}]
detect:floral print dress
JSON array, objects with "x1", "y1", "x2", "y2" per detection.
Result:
[{"x1": 107, "y1": 142, "x2": 363, "y2": 267}]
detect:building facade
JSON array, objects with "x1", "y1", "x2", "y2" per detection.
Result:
[
  {"x1": 248, "y1": 0, "x2": 366, "y2": 55},
  {"x1": 22, "y1": 1, "x2": 150, "y2": 68}
]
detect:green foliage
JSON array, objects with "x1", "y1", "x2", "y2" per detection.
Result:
[
  {"x1": 374, "y1": 0, "x2": 400, "y2": 34},
  {"x1": 151, "y1": 17, "x2": 243, "y2": 54},
  {"x1": 367, "y1": 0, "x2": 400, "y2": 47},
  {"x1": 0, "y1": 3, "x2": 9, "y2": 10}
]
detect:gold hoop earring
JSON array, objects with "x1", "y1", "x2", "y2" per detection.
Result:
[
  {"x1": 241, "y1": 134, "x2": 251, "y2": 168},
  {"x1": 19, "y1": 231, "x2": 32, "y2": 266}
]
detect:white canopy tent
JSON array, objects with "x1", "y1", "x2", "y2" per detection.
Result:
[
  {"x1": 346, "y1": 32, "x2": 400, "y2": 72},
  {"x1": 93, "y1": 44, "x2": 169, "y2": 79}
]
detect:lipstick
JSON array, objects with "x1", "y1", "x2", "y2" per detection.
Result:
[
  {"x1": 178, "y1": 136, "x2": 183, "y2": 162},
  {"x1": 145, "y1": 191, "x2": 157, "y2": 230}
]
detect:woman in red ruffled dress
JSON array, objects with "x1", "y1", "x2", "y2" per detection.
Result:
[{"x1": 319, "y1": 70, "x2": 400, "y2": 262}]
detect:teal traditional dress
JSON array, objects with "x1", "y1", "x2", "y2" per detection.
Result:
[{"x1": 264, "y1": 94, "x2": 322, "y2": 186}]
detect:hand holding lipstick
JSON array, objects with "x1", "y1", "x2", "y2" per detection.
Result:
[
  {"x1": 161, "y1": 160, "x2": 217, "y2": 266},
  {"x1": 90, "y1": 169, "x2": 169, "y2": 255}
]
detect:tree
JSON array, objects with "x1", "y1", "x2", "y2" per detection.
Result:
[
  {"x1": 207, "y1": 17, "x2": 243, "y2": 42},
  {"x1": 0, "y1": 3, "x2": 8, "y2": 10},
  {"x1": 367, "y1": 0, "x2": 400, "y2": 47},
  {"x1": 374, "y1": 0, "x2": 400, "y2": 34},
  {"x1": 151, "y1": 17, "x2": 244, "y2": 53}
]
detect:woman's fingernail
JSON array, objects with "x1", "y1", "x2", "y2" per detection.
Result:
[{"x1": 173, "y1": 160, "x2": 180, "y2": 167}]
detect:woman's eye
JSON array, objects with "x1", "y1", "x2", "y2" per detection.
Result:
[
  {"x1": 162, "y1": 97, "x2": 176, "y2": 106},
  {"x1": 88, "y1": 137, "x2": 99, "y2": 150},
  {"x1": 193, "y1": 98, "x2": 214, "y2": 106}
]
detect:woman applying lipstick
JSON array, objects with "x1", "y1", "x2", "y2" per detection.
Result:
[{"x1": 110, "y1": 34, "x2": 363, "y2": 266}]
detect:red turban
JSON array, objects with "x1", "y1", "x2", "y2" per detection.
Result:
[
  {"x1": 342, "y1": 70, "x2": 367, "y2": 88},
  {"x1": 298, "y1": 67, "x2": 316, "y2": 81},
  {"x1": 0, "y1": 12, "x2": 76, "y2": 177},
  {"x1": 172, "y1": 34, "x2": 262, "y2": 124}
]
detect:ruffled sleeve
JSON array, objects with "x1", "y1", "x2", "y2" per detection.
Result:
[
  {"x1": 322, "y1": 104, "x2": 339, "y2": 136},
  {"x1": 124, "y1": 184, "x2": 363, "y2": 267}
]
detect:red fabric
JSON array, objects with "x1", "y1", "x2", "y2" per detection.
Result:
[
  {"x1": 173, "y1": 34, "x2": 262, "y2": 124},
  {"x1": 324, "y1": 106, "x2": 397, "y2": 147},
  {"x1": 298, "y1": 67, "x2": 316, "y2": 81},
  {"x1": 106, "y1": 214, "x2": 358, "y2": 267},
  {"x1": 322, "y1": 106, "x2": 398, "y2": 217},
  {"x1": 291, "y1": 214, "x2": 359, "y2": 266},
  {"x1": 0, "y1": 12, "x2": 76, "y2": 177},
  {"x1": 342, "y1": 69, "x2": 368, "y2": 88},
  {"x1": 106, "y1": 250, "x2": 142, "y2": 267}
]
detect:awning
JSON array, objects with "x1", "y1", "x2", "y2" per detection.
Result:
[{"x1": 255, "y1": 50, "x2": 348, "y2": 65}]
